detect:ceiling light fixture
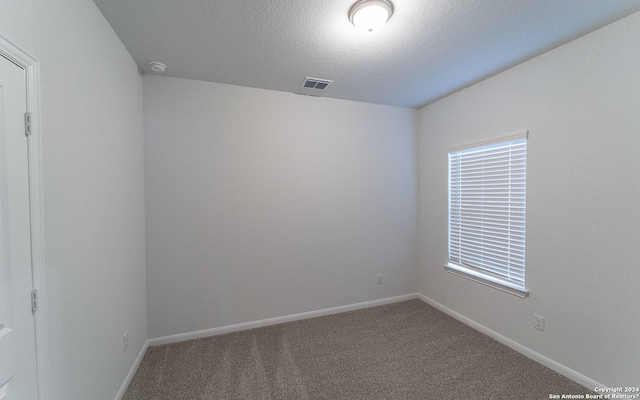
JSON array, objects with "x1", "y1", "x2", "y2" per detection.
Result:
[{"x1": 348, "y1": 0, "x2": 393, "y2": 33}]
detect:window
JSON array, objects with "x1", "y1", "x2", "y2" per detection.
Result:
[{"x1": 446, "y1": 132, "x2": 528, "y2": 297}]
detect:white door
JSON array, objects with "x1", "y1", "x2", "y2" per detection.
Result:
[{"x1": 0, "y1": 54, "x2": 39, "y2": 399}]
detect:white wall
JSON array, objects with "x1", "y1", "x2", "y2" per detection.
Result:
[
  {"x1": 417, "y1": 12, "x2": 640, "y2": 387},
  {"x1": 0, "y1": 0, "x2": 147, "y2": 399},
  {"x1": 144, "y1": 75, "x2": 417, "y2": 338}
]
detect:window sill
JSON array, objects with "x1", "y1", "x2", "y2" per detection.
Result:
[{"x1": 444, "y1": 263, "x2": 529, "y2": 298}]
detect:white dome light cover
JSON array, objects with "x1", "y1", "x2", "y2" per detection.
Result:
[{"x1": 349, "y1": 0, "x2": 393, "y2": 33}]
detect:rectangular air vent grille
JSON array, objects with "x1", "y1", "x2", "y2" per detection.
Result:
[{"x1": 301, "y1": 77, "x2": 333, "y2": 90}]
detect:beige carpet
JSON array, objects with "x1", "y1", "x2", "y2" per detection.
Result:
[{"x1": 124, "y1": 299, "x2": 590, "y2": 399}]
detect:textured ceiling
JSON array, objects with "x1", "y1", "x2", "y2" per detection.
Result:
[{"x1": 92, "y1": 0, "x2": 640, "y2": 108}]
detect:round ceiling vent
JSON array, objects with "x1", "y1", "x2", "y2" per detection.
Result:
[{"x1": 149, "y1": 61, "x2": 167, "y2": 73}]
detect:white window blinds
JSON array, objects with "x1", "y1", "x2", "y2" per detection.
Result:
[{"x1": 447, "y1": 134, "x2": 527, "y2": 293}]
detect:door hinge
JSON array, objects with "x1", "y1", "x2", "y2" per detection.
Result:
[
  {"x1": 31, "y1": 289, "x2": 38, "y2": 313},
  {"x1": 24, "y1": 111, "x2": 33, "y2": 136}
]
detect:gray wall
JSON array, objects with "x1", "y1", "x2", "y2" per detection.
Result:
[
  {"x1": 0, "y1": 0, "x2": 147, "y2": 398},
  {"x1": 144, "y1": 75, "x2": 418, "y2": 338},
  {"x1": 417, "y1": 12, "x2": 640, "y2": 387}
]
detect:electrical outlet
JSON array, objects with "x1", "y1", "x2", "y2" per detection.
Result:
[
  {"x1": 376, "y1": 274, "x2": 382, "y2": 284},
  {"x1": 123, "y1": 331, "x2": 129, "y2": 352},
  {"x1": 534, "y1": 315, "x2": 544, "y2": 331}
]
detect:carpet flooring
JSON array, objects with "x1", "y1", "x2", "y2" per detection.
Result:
[{"x1": 124, "y1": 299, "x2": 590, "y2": 399}]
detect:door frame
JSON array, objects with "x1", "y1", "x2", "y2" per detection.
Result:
[{"x1": 0, "y1": 33, "x2": 47, "y2": 400}]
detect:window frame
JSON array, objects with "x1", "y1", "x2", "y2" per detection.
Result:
[{"x1": 445, "y1": 132, "x2": 529, "y2": 298}]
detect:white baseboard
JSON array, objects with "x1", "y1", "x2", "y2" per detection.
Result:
[
  {"x1": 148, "y1": 293, "x2": 419, "y2": 347},
  {"x1": 114, "y1": 339, "x2": 150, "y2": 400},
  {"x1": 415, "y1": 293, "x2": 603, "y2": 391}
]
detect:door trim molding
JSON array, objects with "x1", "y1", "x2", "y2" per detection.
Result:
[{"x1": 0, "y1": 33, "x2": 47, "y2": 400}]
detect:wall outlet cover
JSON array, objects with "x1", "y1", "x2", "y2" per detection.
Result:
[{"x1": 534, "y1": 315, "x2": 544, "y2": 331}]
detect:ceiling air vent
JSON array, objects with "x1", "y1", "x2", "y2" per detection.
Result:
[
  {"x1": 299, "y1": 77, "x2": 333, "y2": 95},
  {"x1": 302, "y1": 77, "x2": 333, "y2": 90}
]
